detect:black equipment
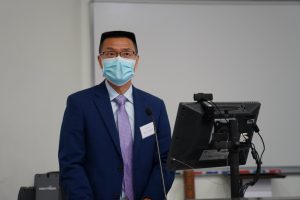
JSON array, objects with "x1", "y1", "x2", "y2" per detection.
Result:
[
  {"x1": 167, "y1": 93, "x2": 261, "y2": 198},
  {"x1": 18, "y1": 187, "x2": 35, "y2": 200},
  {"x1": 18, "y1": 172, "x2": 64, "y2": 200}
]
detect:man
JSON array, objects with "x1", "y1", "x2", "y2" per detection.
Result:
[{"x1": 58, "y1": 31, "x2": 175, "y2": 200}]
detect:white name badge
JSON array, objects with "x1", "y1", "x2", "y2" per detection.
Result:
[{"x1": 140, "y1": 122, "x2": 155, "y2": 139}]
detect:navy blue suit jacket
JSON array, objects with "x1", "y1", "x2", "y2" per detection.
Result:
[{"x1": 58, "y1": 81, "x2": 175, "y2": 200}]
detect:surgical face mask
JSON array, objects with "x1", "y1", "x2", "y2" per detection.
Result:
[{"x1": 102, "y1": 56, "x2": 136, "y2": 86}]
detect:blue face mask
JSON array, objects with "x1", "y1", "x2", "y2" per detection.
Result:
[{"x1": 102, "y1": 56, "x2": 136, "y2": 86}]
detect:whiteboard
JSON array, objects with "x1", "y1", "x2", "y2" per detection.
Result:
[{"x1": 92, "y1": 2, "x2": 300, "y2": 166}]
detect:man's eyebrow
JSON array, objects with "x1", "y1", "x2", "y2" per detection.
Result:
[
  {"x1": 103, "y1": 47, "x2": 134, "y2": 52},
  {"x1": 104, "y1": 47, "x2": 116, "y2": 51},
  {"x1": 121, "y1": 48, "x2": 135, "y2": 51}
]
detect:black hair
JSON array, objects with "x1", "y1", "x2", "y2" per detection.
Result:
[{"x1": 99, "y1": 31, "x2": 138, "y2": 54}]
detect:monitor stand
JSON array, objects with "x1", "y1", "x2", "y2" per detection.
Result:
[
  {"x1": 211, "y1": 119, "x2": 241, "y2": 198},
  {"x1": 228, "y1": 119, "x2": 241, "y2": 198}
]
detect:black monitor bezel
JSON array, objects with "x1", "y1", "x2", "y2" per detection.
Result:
[{"x1": 167, "y1": 101, "x2": 261, "y2": 171}]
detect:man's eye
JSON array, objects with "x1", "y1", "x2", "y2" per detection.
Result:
[
  {"x1": 121, "y1": 52, "x2": 134, "y2": 57},
  {"x1": 107, "y1": 52, "x2": 116, "y2": 57}
]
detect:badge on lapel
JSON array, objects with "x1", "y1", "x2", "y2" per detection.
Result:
[{"x1": 139, "y1": 122, "x2": 155, "y2": 139}]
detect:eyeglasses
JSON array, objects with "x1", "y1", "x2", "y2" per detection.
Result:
[{"x1": 100, "y1": 50, "x2": 137, "y2": 59}]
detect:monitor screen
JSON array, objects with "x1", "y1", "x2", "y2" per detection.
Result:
[{"x1": 167, "y1": 101, "x2": 261, "y2": 171}]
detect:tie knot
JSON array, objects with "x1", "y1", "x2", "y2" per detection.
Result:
[{"x1": 115, "y1": 95, "x2": 127, "y2": 106}]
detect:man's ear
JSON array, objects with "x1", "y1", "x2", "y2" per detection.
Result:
[{"x1": 98, "y1": 55, "x2": 103, "y2": 69}]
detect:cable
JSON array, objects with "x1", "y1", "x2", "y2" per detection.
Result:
[
  {"x1": 207, "y1": 101, "x2": 230, "y2": 166},
  {"x1": 208, "y1": 101, "x2": 229, "y2": 124},
  {"x1": 239, "y1": 130, "x2": 265, "y2": 197},
  {"x1": 206, "y1": 101, "x2": 266, "y2": 197},
  {"x1": 171, "y1": 158, "x2": 194, "y2": 170},
  {"x1": 257, "y1": 131, "x2": 265, "y2": 162},
  {"x1": 155, "y1": 132, "x2": 168, "y2": 200},
  {"x1": 239, "y1": 143, "x2": 260, "y2": 196},
  {"x1": 145, "y1": 108, "x2": 167, "y2": 200}
]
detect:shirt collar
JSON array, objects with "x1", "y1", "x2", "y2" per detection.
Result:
[{"x1": 105, "y1": 80, "x2": 133, "y2": 103}]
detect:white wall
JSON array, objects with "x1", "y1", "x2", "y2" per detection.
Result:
[
  {"x1": 0, "y1": 0, "x2": 300, "y2": 200},
  {"x1": 92, "y1": 2, "x2": 300, "y2": 198},
  {"x1": 93, "y1": 2, "x2": 300, "y2": 167},
  {"x1": 0, "y1": 0, "x2": 92, "y2": 199}
]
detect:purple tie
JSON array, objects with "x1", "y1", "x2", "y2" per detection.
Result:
[{"x1": 115, "y1": 95, "x2": 134, "y2": 200}]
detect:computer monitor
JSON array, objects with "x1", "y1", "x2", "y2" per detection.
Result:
[{"x1": 167, "y1": 101, "x2": 261, "y2": 171}]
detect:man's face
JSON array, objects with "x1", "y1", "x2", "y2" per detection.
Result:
[{"x1": 98, "y1": 37, "x2": 139, "y2": 70}]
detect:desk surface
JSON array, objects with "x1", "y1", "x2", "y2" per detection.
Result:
[{"x1": 239, "y1": 173, "x2": 286, "y2": 179}]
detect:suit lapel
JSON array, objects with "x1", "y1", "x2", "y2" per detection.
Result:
[
  {"x1": 132, "y1": 87, "x2": 150, "y2": 160},
  {"x1": 93, "y1": 82, "x2": 122, "y2": 157},
  {"x1": 93, "y1": 83, "x2": 150, "y2": 159}
]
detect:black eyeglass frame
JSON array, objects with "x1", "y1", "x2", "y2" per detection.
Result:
[{"x1": 100, "y1": 50, "x2": 138, "y2": 58}]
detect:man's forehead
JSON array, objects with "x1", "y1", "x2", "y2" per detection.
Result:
[{"x1": 102, "y1": 37, "x2": 135, "y2": 49}]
